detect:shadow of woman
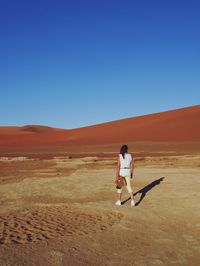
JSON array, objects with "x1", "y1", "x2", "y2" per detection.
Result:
[{"x1": 122, "y1": 177, "x2": 165, "y2": 206}]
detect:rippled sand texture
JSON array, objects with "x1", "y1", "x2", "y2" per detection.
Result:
[{"x1": 0, "y1": 205, "x2": 122, "y2": 244}]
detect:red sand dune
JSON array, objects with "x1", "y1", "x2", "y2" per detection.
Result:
[{"x1": 0, "y1": 105, "x2": 200, "y2": 149}]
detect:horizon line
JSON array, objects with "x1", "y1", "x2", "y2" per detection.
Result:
[{"x1": 0, "y1": 104, "x2": 199, "y2": 130}]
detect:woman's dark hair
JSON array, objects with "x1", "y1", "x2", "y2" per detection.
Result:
[{"x1": 120, "y1": 145, "x2": 128, "y2": 159}]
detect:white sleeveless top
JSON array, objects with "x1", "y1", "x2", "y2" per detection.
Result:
[{"x1": 119, "y1": 153, "x2": 132, "y2": 177}]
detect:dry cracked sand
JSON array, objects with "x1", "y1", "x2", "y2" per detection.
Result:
[{"x1": 0, "y1": 155, "x2": 199, "y2": 266}]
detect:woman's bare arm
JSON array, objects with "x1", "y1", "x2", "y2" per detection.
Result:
[
  {"x1": 130, "y1": 158, "x2": 134, "y2": 178},
  {"x1": 116, "y1": 156, "x2": 120, "y2": 178}
]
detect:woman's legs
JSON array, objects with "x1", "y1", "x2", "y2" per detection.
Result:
[
  {"x1": 116, "y1": 177, "x2": 134, "y2": 205},
  {"x1": 118, "y1": 192, "x2": 122, "y2": 201},
  {"x1": 115, "y1": 187, "x2": 122, "y2": 205},
  {"x1": 125, "y1": 176, "x2": 135, "y2": 204},
  {"x1": 117, "y1": 188, "x2": 122, "y2": 201},
  {"x1": 130, "y1": 192, "x2": 134, "y2": 200}
]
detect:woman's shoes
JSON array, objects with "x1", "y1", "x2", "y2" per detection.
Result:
[
  {"x1": 115, "y1": 200, "x2": 121, "y2": 206},
  {"x1": 115, "y1": 199, "x2": 135, "y2": 206}
]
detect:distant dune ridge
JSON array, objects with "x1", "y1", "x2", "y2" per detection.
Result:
[{"x1": 0, "y1": 105, "x2": 200, "y2": 150}]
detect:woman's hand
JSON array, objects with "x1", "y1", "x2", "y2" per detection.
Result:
[
  {"x1": 131, "y1": 172, "x2": 134, "y2": 179},
  {"x1": 116, "y1": 156, "x2": 120, "y2": 180}
]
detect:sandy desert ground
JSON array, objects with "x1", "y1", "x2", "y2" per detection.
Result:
[{"x1": 0, "y1": 154, "x2": 199, "y2": 266}]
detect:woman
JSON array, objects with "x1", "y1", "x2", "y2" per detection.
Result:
[{"x1": 115, "y1": 145, "x2": 135, "y2": 206}]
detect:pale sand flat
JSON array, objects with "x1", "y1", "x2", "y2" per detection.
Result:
[{"x1": 0, "y1": 155, "x2": 199, "y2": 266}]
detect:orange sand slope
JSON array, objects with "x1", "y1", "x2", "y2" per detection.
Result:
[{"x1": 0, "y1": 105, "x2": 200, "y2": 148}]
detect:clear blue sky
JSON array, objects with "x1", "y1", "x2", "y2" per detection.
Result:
[{"x1": 0, "y1": 0, "x2": 199, "y2": 128}]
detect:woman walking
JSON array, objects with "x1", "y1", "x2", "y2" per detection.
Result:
[{"x1": 115, "y1": 145, "x2": 135, "y2": 206}]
